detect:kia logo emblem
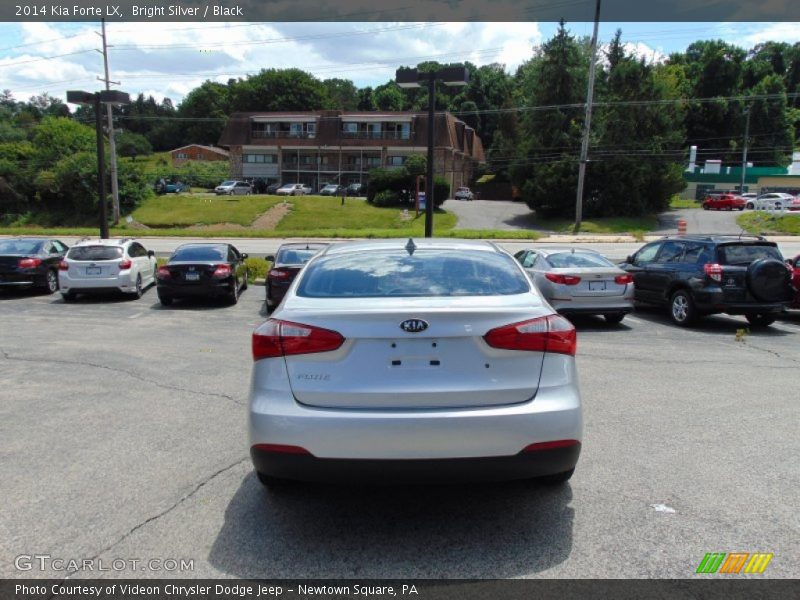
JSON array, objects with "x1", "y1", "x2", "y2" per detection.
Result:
[{"x1": 400, "y1": 319, "x2": 428, "y2": 333}]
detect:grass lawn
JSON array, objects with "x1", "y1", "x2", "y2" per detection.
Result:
[
  {"x1": 737, "y1": 212, "x2": 800, "y2": 235},
  {"x1": 132, "y1": 193, "x2": 281, "y2": 227},
  {"x1": 669, "y1": 197, "x2": 701, "y2": 209},
  {"x1": 272, "y1": 196, "x2": 458, "y2": 237},
  {"x1": 537, "y1": 216, "x2": 658, "y2": 237}
]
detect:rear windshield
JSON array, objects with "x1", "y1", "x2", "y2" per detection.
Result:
[
  {"x1": 296, "y1": 249, "x2": 529, "y2": 298},
  {"x1": 546, "y1": 252, "x2": 614, "y2": 268},
  {"x1": 171, "y1": 246, "x2": 226, "y2": 262},
  {"x1": 277, "y1": 248, "x2": 320, "y2": 265},
  {"x1": 219, "y1": 181, "x2": 235, "y2": 186},
  {"x1": 718, "y1": 244, "x2": 783, "y2": 265},
  {"x1": 0, "y1": 240, "x2": 43, "y2": 254},
  {"x1": 67, "y1": 246, "x2": 123, "y2": 261}
]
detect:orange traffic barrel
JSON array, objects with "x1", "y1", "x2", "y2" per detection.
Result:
[{"x1": 677, "y1": 219, "x2": 687, "y2": 234}]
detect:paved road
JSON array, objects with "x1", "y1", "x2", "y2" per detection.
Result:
[
  {"x1": 1, "y1": 287, "x2": 798, "y2": 578},
  {"x1": 652, "y1": 207, "x2": 746, "y2": 235}
]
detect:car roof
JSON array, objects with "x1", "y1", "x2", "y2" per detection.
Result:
[
  {"x1": 71, "y1": 237, "x2": 134, "y2": 247},
  {"x1": 654, "y1": 234, "x2": 772, "y2": 244},
  {"x1": 174, "y1": 242, "x2": 229, "y2": 251},
  {"x1": 278, "y1": 242, "x2": 329, "y2": 250},
  {"x1": 320, "y1": 238, "x2": 504, "y2": 257},
  {"x1": 523, "y1": 246, "x2": 602, "y2": 256}
]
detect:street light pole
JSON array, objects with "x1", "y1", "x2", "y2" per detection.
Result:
[
  {"x1": 741, "y1": 107, "x2": 751, "y2": 194},
  {"x1": 396, "y1": 66, "x2": 468, "y2": 238},
  {"x1": 425, "y1": 71, "x2": 435, "y2": 237},
  {"x1": 93, "y1": 94, "x2": 109, "y2": 239}
]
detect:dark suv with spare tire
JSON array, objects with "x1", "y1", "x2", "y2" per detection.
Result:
[{"x1": 619, "y1": 235, "x2": 795, "y2": 327}]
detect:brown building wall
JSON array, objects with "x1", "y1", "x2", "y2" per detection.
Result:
[{"x1": 171, "y1": 145, "x2": 229, "y2": 167}]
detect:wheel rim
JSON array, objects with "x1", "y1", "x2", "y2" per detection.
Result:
[
  {"x1": 672, "y1": 295, "x2": 688, "y2": 321},
  {"x1": 47, "y1": 271, "x2": 58, "y2": 292},
  {"x1": 136, "y1": 275, "x2": 142, "y2": 296}
]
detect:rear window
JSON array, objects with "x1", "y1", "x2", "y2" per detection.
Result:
[
  {"x1": 277, "y1": 248, "x2": 320, "y2": 265},
  {"x1": 546, "y1": 252, "x2": 614, "y2": 268},
  {"x1": 219, "y1": 181, "x2": 235, "y2": 186},
  {"x1": 67, "y1": 246, "x2": 123, "y2": 261},
  {"x1": 171, "y1": 246, "x2": 226, "y2": 262},
  {"x1": 718, "y1": 244, "x2": 783, "y2": 265},
  {"x1": 0, "y1": 240, "x2": 43, "y2": 254},
  {"x1": 296, "y1": 249, "x2": 529, "y2": 298}
]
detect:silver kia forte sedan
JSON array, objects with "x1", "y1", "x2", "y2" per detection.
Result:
[{"x1": 249, "y1": 239, "x2": 582, "y2": 485}]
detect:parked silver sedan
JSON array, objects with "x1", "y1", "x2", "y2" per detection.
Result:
[
  {"x1": 514, "y1": 247, "x2": 634, "y2": 324},
  {"x1": 249, "y1": 239, "x2": 582, "y2": 486}
]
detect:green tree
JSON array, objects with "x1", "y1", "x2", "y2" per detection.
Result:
[
  {"x1": 115, "y1": 130, "x2": 153, "y2": 158},
  {"x1": 322, "y1": 78, "x2": 359, "y2": 110}
]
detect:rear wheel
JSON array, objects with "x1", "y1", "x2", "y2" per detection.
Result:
[
  {"x1": 669, "y1": 289, "x2": 696, "y2": 326},
  {"x1": 228, "y1": 279, "x2": 239, "y2": 305},
  {"x1": 746, "y1": 202, "x2": 754, "y2": 209},
  {"x1": 158, "y1": 292, "x2": 173, "y2": 306},
  {"x1": 41, "y1": 269, "x2": 58, "y2": 294},
  {"x1": 130, "y1": 274, "x2": 143, "y2": 299},
  {"x1": 536, "y1": 468, "x2": 574, "y2": 485},
  {"x1": 241, "y1": 270, "x2": 248, "y2": 290},
  {"x1": 604, "y1": 313, "x2": 626, "y2": 324},
  {"x1": 746, "y1": 314, "x2": 776, "y2": 327}
]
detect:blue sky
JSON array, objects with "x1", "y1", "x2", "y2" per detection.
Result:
[{"x1": 0, "y1": 21, "x2": 797, "y2": 107}]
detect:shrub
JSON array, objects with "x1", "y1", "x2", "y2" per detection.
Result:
[{"x1": 373, "y1": 190, "x2": 400, "y2": 207}]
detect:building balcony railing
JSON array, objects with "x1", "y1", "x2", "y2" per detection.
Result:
[
  {"x1": 339, "y1": 131, "x2": 411, "y2": 140},
  {"x1": 251, "y1": 130, "x2": 316, "y2": 139}
]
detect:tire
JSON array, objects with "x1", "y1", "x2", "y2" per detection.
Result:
[
  {"x1": 746, "y1": 202, "x2": 754, "y2": 209},
  {"x1": 158, "y1": 292, "x2": 173, "y2": 306},
  {"x1": 604, "y1": 313, "x2": 626, "y2": 324},
  {"x1": 669, "y1": 289, "x2": 697, "y2": 326},
  {"x1": 536, "y1": 468, "x2": 575, "y2": 485},
  {"x1": 228, "y1": 279, "x2": 239, "y2": 305},
  {"x1": 41, "y1": 269, "x2": 59, "y2": 294},
  {"x1": 702, "y1": 204, "x2": 709, "y2": 210},
  {"x1": 738, "y1": 207, "x2": 745, "y2": 211},
  {"x1": 130, "y1": 274, "x2": 143, "y2": 299},
  {"x1": 241, "y1": 270, "x2": 248, "y2": 291},
  {"x1": 61, "y1": 291, "x2": 76, "y2": 302},
  {"x1": 745, "y1": 314, "x2": 776, "y2": 327}
]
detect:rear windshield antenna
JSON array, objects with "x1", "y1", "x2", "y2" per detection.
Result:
[{"x1": 405, "y1": 238, "x2": 417, "y2": 256}]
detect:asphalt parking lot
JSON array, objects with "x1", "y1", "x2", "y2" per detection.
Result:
[{"x1": 1, "y1": 284, "x2": 798, "y2": 579}]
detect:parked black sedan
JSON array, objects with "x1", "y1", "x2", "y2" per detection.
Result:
[
  {"x1": 0, "y1": 237, "x2": 69, "y2": 294},
  {"x1": 156, "y1": 243, "x2": 248, "y2": 306},
  {"x1": 266, "y1": 242, "x2": 328, "y2": 311}
]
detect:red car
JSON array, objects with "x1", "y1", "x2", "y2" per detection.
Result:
[
  {"x1": 701, "y1": 193, "x2": 746, "y2": 211},
  {"x1": 789, "y1": 254, "x2": 800, "y2": 309}
]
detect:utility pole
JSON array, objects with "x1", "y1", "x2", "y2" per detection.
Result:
[
  {"x1": 96, "y1": 18, "x2": 121, "y2": 225},
  {"x1": 574, "y1": 0, "x2": 602, "y2": 233},
  {"x1": 740, "y1": 107, "x2": 751, "y2": 194}
]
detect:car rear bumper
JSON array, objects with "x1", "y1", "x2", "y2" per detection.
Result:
[
  {"x1": 693, "y1": 290, "x2": 789, "y2": 314},
  {"x1": 550, "y1": 295, "x2": 634, "y2": 315},
  {"x1": 157, "y1": 281, "x2": 232, "y2": 298},
  {"x1": 251, "y1": 443, "x2": 581, "y2": 484},
  {"x1": 248, "y1": 354, "x2": 582, "y2": 482},
  {"x1": 59, "y1": 273, "x2": 133, "y2": 292},
  {"x1": 0, "y1": 272, "x2": 38, "y2": 286}
]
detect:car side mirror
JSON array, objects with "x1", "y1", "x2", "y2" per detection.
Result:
[
  {"x1": 266, "y1": 254, "x2": 275, "y2": 263},
  {"x1": 626, "y1": 255, "x2": 634, "y2": 264},
  {"x1": 241, "y1": 253, "x2": 248, "y2": 260},
  {"x1": 148, "y1": 250, "x2": 155, "y2": 258}
]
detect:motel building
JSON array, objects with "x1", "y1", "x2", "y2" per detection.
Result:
[{"x1": 217, "y1": 110, "x2": 485, "y2": 192}]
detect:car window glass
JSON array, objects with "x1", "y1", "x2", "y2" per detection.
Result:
[
  {"x1": 67, "y1": 246, "x2": 123, "y2": 261},
  {"x1": 297, "y1": 250, "x2": 530, "y2": 298},
  {"x1": 0, "y1": 240, "x2": 43, "y2": 254},
  {"x1": 633, "y1": 244, "x2": 660, "y2": 266},
  {"x1": 522, "y1": 252, "x2": 538, "y2": 268},
  {"x1": 171, "y1": 246, "x2": 226, "y2": 262},
  {"x1": 655, "y1": 241, "x2": 686, "y2": 264},
  {"x1": 546, "y1": 252, "x2": 615, "y2": 268},
  {"x1": 682, "y1": 243, "x2": 708, "y2": 263},
  {"x1": 53, "y1": 241, "x2": 67, "y2": 252},
  {"x1": 718, "y1": 244, "x2": 783, "y2": 265}
]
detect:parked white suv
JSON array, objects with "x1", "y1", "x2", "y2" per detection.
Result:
[{"x1": 59, "y1": 238, "x2": 157, "y2": 301}]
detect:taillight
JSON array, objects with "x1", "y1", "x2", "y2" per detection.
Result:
[
  {"x1": 269, "y1": 268, "x2": 290, "y2": 279},
  {"x1": 614, "y1": 274, "x2": 633, "y2": 285},
  {"x1": 213, "y1": 264, "x2": 232, "y2": 278},
  {"x1": 522, "y1": 439, "x2": 580, "y2": 453},
  {"x1": 251, "y1": 443, "x2": 312, "y2": 455},
  {"x1": 58, "y1": 260, "x2": 69, "y2": 271},
  {"x1": 18, "y1": 258, "x2": 42, "y2": 268},
  {"x1": 545, "y1": 273, "x2": 581, "y2": 285},
  {"x1": 704, "y1": 263, "x2": 723, "y2": 282},
  {"x1": 157, "y1": 266, "x2": 171, "y2": 279},
  {"x1": 252, "y1": 318, "x2": 345, "y2": 360},
  {"x1": 484, "y1": 314, "x2": 577, "y2": 356},
  {"x1": 119, "y1": 258, "x2": 132, "y2": 270}
]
